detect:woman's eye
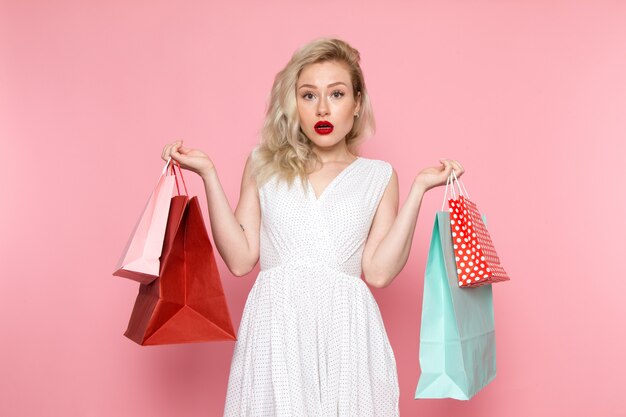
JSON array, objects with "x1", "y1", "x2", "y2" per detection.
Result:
[{"x1": 301, "y1": 90, "x2": 344, "y2": 100}]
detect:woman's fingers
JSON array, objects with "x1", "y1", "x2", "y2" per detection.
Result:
[
  {"x1": 167, "y1": 144, "x2": 177, "y2": 161},
  {"x1": 162, "y1": 140, "x2": 184, "y2": 161},
  {"x1": 449, "y1": 160, "x2": 460, "y2": 175},
  {"x1": 171, "y1": 144, "x2": 184, "y2": 159},
  {"x1": 441, "y1": 158, "x2": 465, "y2": 177},
  {"x1": 416, "y1": 159, "x2": 466, "y2": 192},
  {"x1": 162, "y1": 143, "x2": 173, "y2": 160},
  {"x1": 451, "y1": 160, "x2": 465, "y2": 176},
  {"x1": 440, "y1": 159, "x2": 453, "y2": 175}
]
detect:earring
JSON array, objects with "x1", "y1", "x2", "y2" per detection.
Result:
[{"x1": 354, "y1": 112, "x2": 359, "y2": 118}]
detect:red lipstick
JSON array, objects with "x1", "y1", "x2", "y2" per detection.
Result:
[{"x1": 314, "y1": 120, "x2": 334, "y2": 135}]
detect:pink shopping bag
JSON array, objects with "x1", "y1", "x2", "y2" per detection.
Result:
[{"x1": 112, "y1": 158, "x2": 177, "y2": 284}]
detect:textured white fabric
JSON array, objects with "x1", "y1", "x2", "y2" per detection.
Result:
[{"x1": 223, "y1": 157, "x2": 400, "y2": 417}]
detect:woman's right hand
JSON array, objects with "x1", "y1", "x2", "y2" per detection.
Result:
[{"x1": 162, "y1": 140, "x2": 215, "y2": 177}]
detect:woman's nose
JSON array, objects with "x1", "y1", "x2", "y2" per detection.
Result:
[{"x1": 316, "y1": 97, "x2": 329, "y2": 117}]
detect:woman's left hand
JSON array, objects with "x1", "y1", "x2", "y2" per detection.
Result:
[{"x1": 414, "y1": 158, "x2": 465, "y2": 192}]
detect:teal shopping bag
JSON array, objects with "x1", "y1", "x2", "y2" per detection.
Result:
[{"x1": 414, "y1": 211, "x2": 496, "y2": 400}]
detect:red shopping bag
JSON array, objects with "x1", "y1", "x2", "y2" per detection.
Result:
[
  {"x1": 124, "y1": 163, "x2": 237, "y2": 345},
  {"x1": 113, "y1": 159, "x2": 176, "y2": 284},
  {"x1": 444, "y1": 171, "x2": 510, "y2": 288}
]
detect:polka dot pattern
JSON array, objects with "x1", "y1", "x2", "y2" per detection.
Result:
[
  {"x1": 223, "y1": 157, "x2": 400, "y2": 416},
  {"x1": 448, "y1": 196, "x2": 510, "y2": 288}
]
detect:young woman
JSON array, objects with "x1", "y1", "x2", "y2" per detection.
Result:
[{"x1": 162, "y1": 37, "x2": 464, "y2": 417}]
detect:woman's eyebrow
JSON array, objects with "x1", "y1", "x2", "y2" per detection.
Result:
[{"x1": 297, "y1": 81, "x2": 348, "y2": 90}]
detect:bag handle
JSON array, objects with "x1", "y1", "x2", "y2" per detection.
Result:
[
  {"x1": 440, "y1": 170, "x2": 470, "y2": 211},
  {"x1": 161, "y1": 157, "x2": 173, "y2": 175},
  {"x1": 164, "y1": 157, "x2": 189, "y2": 196},
  {"x1": 451, "y1": 170, "x2": 470, "y2": 199}
]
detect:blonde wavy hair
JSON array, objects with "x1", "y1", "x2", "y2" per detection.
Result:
[{"x1": 250, "y1": 37, "x2": 376, "y2": 193}]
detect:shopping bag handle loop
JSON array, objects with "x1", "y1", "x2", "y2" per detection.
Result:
[
  {"x1": 440, "y1": 170, "x2": 471, "y2": 211},
  {"x1": 162, "y1": 157, "x2": 172, "y2": 175},
  {"x1": 164, "y1": 157, "x2": 189, "y2": 196},
  {"x1": 451, "y1": 170, "x2": 470, "y2": 199}
]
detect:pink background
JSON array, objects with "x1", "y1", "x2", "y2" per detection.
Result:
[{"x1": 1, "y1": 1, "x2": 624, "y2": 416}]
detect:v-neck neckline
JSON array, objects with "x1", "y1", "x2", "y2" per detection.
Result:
[{"x1": 306, "y1": 157, "x2": 362, "y2": 202}]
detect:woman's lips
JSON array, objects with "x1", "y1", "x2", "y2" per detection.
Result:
[{"x1": 314, "y1": 120, "x2": 334, "y2": 135}]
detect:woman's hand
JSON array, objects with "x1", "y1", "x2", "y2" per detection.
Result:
[
  {"x1": 414, "y1": 158, "x2": 465, "y2": 192},
  {"x1": 161, "y1": 140, "x2": 215, "y2": 177}
]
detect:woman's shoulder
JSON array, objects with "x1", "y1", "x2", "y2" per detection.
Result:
[
  {"x1": 358, "y1": 156, "x2": 395, "y2": 189},
  {"x1": 358, "y1": 156, "x2": 393, "y2": 171}
]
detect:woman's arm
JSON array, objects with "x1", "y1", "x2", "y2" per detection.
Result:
[
  {"x1": 163, "y1": 141, "x2": 261, "y2": 277},
  {"x1": 362, "y1": 170, "x2": 425, "y2": 288},
  {"x1": 200, "y1": 153, "x2": 261, "y2": 277},
  {"x1": 362, "y1": 159, "x2": 463, "y2": 288}
]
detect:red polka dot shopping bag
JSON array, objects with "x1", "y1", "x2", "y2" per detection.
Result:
[{"x1": 444, "y1": 171, "x2": 510, "y2": 288}]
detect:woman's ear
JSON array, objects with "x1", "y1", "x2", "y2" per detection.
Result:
[{"x1": 355, "y1": 91, "x2": 362, "y2": 114}]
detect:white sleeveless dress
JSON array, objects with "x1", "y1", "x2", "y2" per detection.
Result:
[{"x1": 223, "y1": 156, "x2": 400, "y2": 417}]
